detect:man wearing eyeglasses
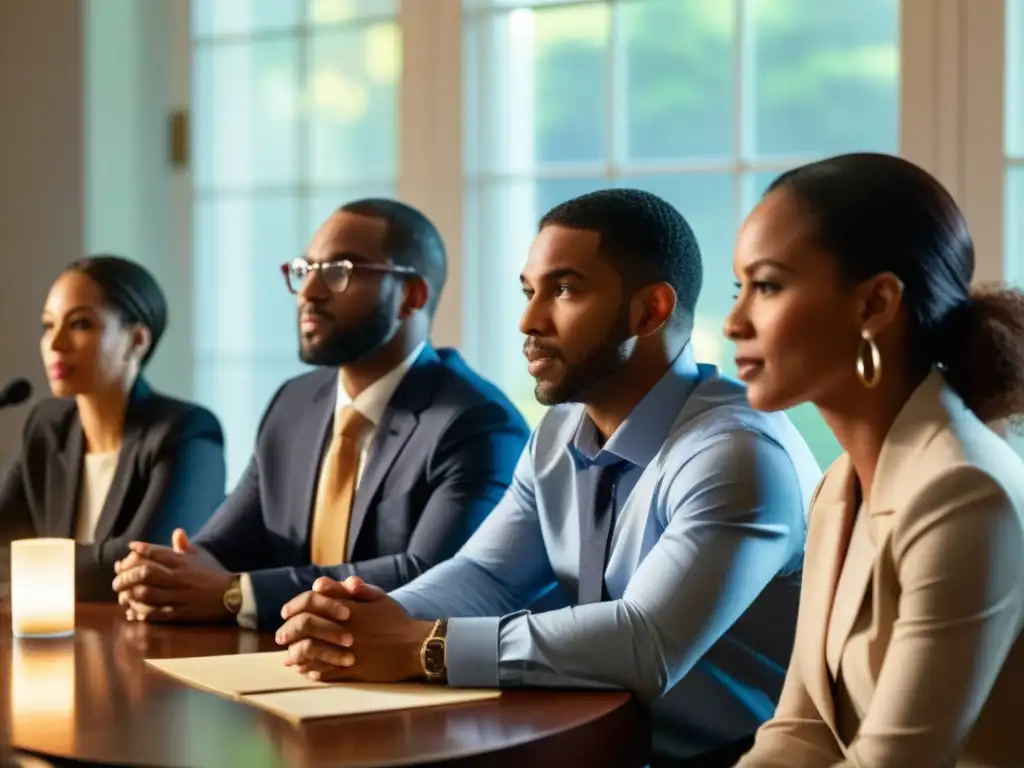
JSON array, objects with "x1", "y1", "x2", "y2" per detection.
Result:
[{"x1": 111, "y1": 199, "x2": 530, "y2": 631}]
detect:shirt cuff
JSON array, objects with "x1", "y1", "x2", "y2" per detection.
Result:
[
  {"x1": 237, "y1": 572, "x2": 258, "y2": 630},
  {"x1": 445, "y1": 616, "x2": 501, "y2": 688}
]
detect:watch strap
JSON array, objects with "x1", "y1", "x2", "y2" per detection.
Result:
[
  {"x1": 420, "y1": 618, "x2": 448, "y2": 682},
  {"x1": 222, "y1": 574, "x2": 242, "y2": 615}
]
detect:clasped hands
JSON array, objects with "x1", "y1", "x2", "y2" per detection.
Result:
[
  {"x1": 112, "y1": 530, "x2": 434, "y2": 682},
  {"x1": 275, "y1": 576, "x2": 435, "y2": 683},
  {"x1": 112, "y1": 528, "x2": 234, "y2": 622}
]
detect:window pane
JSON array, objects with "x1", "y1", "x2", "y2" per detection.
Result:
[
  {"x1": 1006, "y1": 168, "x2": 1024, "y2": 285},
  {"x1": 1009, "y1": 0, "x2": 1024, "y2": 157},
  {"x1": 465, "y1": 0, "x2": 592, "y2": 10},
  {"x1": 192, "y1": 195, "x2": 302, "y2": 357},
  {"x1": 309, "y1": 0, "x2": 396, "y2": 24},
  {"x1": 782, "y1": 403, "x2": 842, "y2": 467},
  {"x1": 194, "y1": 356, "x2": 310, "y2": 488},
  {"x1": 620, "y1": 0, "x2": 734, "y2": 162},
  {"x1": 751, "y1": 0, "x2": 899, "y2": 158},
  {"x1": 463, "y1": 0, "x2": 892, "y2": 469},
  {"x1": 193, "y1": 39, "x2": 301, "y2": 188},
  {"x1": 308, "y1": 23, "x2": 400, "y2": 185},
  {"x1": 466, "y1": 4, "x2": 609, "y2": 173},
  {"x1": 192, "y1": 0, "x2": 302, "y2": 37},
  {"x1": 306, "y1": 183, "x2": 398, "y2": 239},
  {"x1": 741, "y1": 168, "x2": 788, "y2": 215}
]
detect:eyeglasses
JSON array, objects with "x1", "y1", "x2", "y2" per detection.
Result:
[{"x1": 280, "y1": 258, "x2": 419, "y2": 294}]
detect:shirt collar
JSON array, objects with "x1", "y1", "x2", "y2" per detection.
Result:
[
  {"x1": 335, "y1": 341, "x2": 426, "y2": 426},
  {"x1": 570, "y1": 344, "x2": 701, "y2": 469}
]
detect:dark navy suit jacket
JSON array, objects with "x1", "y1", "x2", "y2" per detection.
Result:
[
  {"x1": 0, "y1": 379, "x2": 226, "y2": 601},
  {"x1": 193, "y1": 345, "x2": 530, "y2": 631}
]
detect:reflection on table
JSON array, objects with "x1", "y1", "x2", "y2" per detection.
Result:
[
  {"x1": 2, "y1": 605, "x2": 648, "y2": 767},
  {"x1": 10, "y1": 637, "x2": 75, "y2": 755}
]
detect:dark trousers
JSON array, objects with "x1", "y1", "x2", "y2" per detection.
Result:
[{"x1": 651, "y1": 735, "x2": 755, "y2": 768}]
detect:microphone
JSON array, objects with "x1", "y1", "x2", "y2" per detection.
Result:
[{"x1": 0, "y1": 378, "x2": 32, "y2": 410}]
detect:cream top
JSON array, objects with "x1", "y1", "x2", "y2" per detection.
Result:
[{"x1": 74, "y1": 450, "x2": 120, "y2": 544}]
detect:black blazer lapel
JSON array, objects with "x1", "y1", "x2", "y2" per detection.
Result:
[
  {"x1": 346, "y1": 346, "x2": 441, "y2": 559},
  {"x1": 299, "y1": 374, "x2": 338, "y2": 559},
  {"x1": 89, "y1": 379, "x2": 154, "y2": 544},
  {"x1": 50, "y1": 384, "x2": 148, "y2": 542},
  {"x1": 52, "y1": 418, "x2": 84, "y2": 539}
]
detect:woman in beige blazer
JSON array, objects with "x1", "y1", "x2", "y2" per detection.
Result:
[{"x1": 726, "y1": 152, "x2": 1024, "y2": 767}]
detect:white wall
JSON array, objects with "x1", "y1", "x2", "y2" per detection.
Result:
[
  {"x1": 0, "y1": 2, "x2": 84, "y2": 751},
  {"x1": 0, "y1": 1, "x2": 85, "y2": 461}
]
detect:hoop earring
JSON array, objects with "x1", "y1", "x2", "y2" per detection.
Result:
[{"x1": 856, "y1": 329, "x2": 882, "y2": 389}]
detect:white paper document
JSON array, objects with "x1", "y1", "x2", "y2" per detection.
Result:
[
  {"x1": 145, "y1": 651, "x2": 330, "y2": 697},
  {"x1": 145, "y1": 651, "x2": 501, "y2": 721},
  {"x1": 245, "y1": 683, "x2": 501, "y2": 723}
]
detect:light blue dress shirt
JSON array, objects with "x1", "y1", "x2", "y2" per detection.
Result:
[{"x1": 392, "y1": 346, "x2": 822, "y2": 759}]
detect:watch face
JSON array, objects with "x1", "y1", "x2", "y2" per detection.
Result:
[
  {"x1": 224, "y1": 580, "x2": 243, "y2": 614},
  {"x1": 424, "y1": 639, "x2": 445, "y2": 674}
]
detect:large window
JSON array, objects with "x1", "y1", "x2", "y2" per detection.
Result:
[
  {"x1": 190, "y1": 0, "x2": 399, "y2": 483},
  {"x1": 462, "y1": 0, "x2": 899, "y2": 466},
  {"x1": 1008, "y1": 0, "x2": 1024, "y2": 284}
]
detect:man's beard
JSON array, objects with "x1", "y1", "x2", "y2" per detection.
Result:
[
  {"x1": 299, "y1": 301, "x2": 396, "y2": 367},
  {"x1": 534, "y1": 302, "x2": 632, "y2": 406}
]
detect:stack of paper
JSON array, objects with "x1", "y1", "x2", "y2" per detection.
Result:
[{"x1": 145, "y1": 652, "x2": 500, "y2": 723}]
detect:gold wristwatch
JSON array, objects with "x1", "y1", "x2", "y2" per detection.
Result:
[
  {"x1": 420, "y1": 619, "x2": 448, "y2": 683},
  {"x1": 223, "y1": 574, "x2": 242, "y2": 615}
]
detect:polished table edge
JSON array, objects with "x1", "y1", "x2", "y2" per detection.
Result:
[{"x1": 3, "y1": 602, "x2": 650, "y2": 767}]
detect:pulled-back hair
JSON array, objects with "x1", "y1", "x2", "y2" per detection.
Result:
[
  {"x1": 66, "y1": 255, "x2": 168, "y2": 368},
  {"x1": 768, "y1": 152, "x2": 1024, "y2": 423}
]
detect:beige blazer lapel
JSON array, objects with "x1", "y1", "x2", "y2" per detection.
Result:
[
  {"x1": 813, "y1": 372, "x2": 952, "y2": 733},
  {"x1": 824, "y1": 505, "x2": 900, "y2": 684},
  {"x1": 799, "y1": 456, "x2": 857, "y2": 736},
  {"x1": 823, "y1": 374, "x2": 951, "y2": 679},
  {"x1": 824, "y1": 510, "x2": 873, "y2": 678}
]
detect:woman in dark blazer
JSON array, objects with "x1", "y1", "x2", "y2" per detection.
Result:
[{"x1": 0, "y1": 255, "x2": 226, "y2": 601}]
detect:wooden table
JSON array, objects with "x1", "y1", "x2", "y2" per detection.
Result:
[{"x1": 2, "y1": 604, "x2": 649, "y2": 767}]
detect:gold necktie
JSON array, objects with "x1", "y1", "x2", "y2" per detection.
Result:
[{"x1": 310, "y1": 405, "x2": 371, "y2": 566}]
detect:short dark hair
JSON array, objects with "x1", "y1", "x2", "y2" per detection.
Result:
[
  {"x1": 768, "y1": 152, "x2": 1024, "y2": 423},
  {"x1": 339, "y1": 198, "x2": 447, "y2": 316},
  {"x1": 538, "y1": 188, "x2": 703, "y2": 326},
  {"x1": 66, "y1": 255, "x2": 168, "y2": 368}
]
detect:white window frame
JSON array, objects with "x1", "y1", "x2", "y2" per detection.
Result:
[
  {"x1": 901, "y1": 0, "x2": 1006, "y2": 284},
  {"x1": 175, "y1": 0, "x2": 1012, "y2": 386},
  {"x1": 1005, "y1": 0, "x2": 1024, "y2": 283},
  {"x1": 397, "y1": 0, "x2": 465, "y2": 348},
  {"x1": 401, "y1": 0, "x2": 1010, "y2": 361}
]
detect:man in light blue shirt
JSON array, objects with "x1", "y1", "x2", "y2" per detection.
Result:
[{"x1": 274, "y1": 189, "x2": 822, "y2": 766}]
